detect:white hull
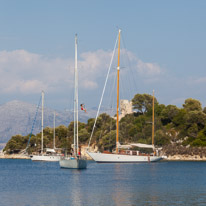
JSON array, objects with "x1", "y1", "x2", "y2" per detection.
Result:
[
  {"x1": 59, "y1": 158, "x2": 87, "y2": 169},
  {"x1": 87, "y1": 152, "x2": 162, "y2": 163},
  {"x1": 31, "y1": 155, "x2": 61, "y2": 162}
]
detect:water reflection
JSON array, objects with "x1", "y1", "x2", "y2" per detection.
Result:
[
  {"x1": 110, "y1": 164, "x2": 135, "y2": 205},
  {"x1": 1, "y1": 160, "x2": 206, "y2": 206}
]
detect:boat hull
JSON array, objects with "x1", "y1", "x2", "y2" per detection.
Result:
[
  {"x1": 31, "y1": 155, "x2": 61, "y2": 162},
  {"x1": 59, "y1": 158, "x2": 87, "y2": 169},
  {"x1": 87, "y1": 152, "x2": 162, "y2": 163}
]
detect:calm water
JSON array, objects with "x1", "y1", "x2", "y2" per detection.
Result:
[{"x1": 0, "y1": 160, "x2": 206, "y2": 206}]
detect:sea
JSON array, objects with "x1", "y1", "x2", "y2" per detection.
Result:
[{"x1": 0, "y1": 159, "x2": 206, "y2": 206}]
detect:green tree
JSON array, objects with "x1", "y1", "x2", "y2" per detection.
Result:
[
  {"x1": 132, "y1": 93, "x2": 157, "y2": 114},
  {"x1": 99, "y1": 130, "x2": 116, "y2": 152},
  {"x1": 190, "y1": 127, "x2": 206, "y2": 147},
  {"x1": 187, "y1": 123, "x2": 199, "y2": 138},
  {"x1": 203, "y1": 107, "x2": 206, "y2": 114},
  {"x1": 183, "y1": 98, "x2": 202, "y2": 112},
  {"x1": 186, "y1": 111, "x2": 206, "y2": 131},
  {"x1": 172, "y1": 109, "x2": 187, "y2": 127},
  {"x1": 154, "y1": 130, "x2": 170, "y2": 146},
  {"x1": 3, "y1": 134, "x2": 25, "y2": 153},
  {"x1": 191, "y1": 126, "x2": 206, "y2": 146},
  {"x1": 79, "y1": 128, "x2": 90, "y2": 143},
  {"x1": 161, "y1": 105, "x2": 179, "y2": 125}
]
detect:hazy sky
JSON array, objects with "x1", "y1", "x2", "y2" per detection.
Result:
[{"x1": 0, "y1": 0, "x2": 206, "y2": 110}]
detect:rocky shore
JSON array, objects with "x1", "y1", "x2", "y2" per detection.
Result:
[
  {"x1": 0, "y1": 153, "x2": 30, "y2": 159},
  {"x1": 1, "y1": 144, "x2": 206, "y2": 161},
  {"x1": 165, "y1": 155, "x2": 206, "y2": 161},
  {"x1": 162, "y1": 145, "x2": 206, "y2": 161},
  {"x1": 1, "y1": 153, "x2": 206, "y2": 161}
]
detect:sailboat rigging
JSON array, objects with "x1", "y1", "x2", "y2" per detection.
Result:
[
  {"x1": 59, "y1": 34, "x2": 87, "y2": 169},
  {"x1": 31, "y1": 91, "x2": 61, "y2": 161},
  {"x1": 87, "y1": 30, "x2": 163, "y2": 163}
]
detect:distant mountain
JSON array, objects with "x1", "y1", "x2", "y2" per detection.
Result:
[{"x1": 0, "y1": 100, "x2": 98, "y2": 145}]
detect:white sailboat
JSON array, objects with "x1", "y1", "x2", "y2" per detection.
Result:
[
  {"x1": 31, "y1": 91, "x2": 61, "y2": 161},
  {"x1": 59, "y1": 34, "x2": 87, "y2": 169},
  {"x1": 87, "y1": 30, "x2": 162, "y2": 163}
]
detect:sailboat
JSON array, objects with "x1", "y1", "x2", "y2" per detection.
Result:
[
  {"x1": 87, "y1": 30, "x2": 162, "y2": 163},
  {"x1": 59, "y1": 34, "x2": 87, "y2": 169},
  {"x1": 31, "y1": 91, "x2": 61, "y2": 161}
]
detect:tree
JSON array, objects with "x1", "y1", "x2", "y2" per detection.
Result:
[
  {"x1": 203, "y1": 107, "x2": 206, "y2": 114},
  {"x1": 154, "y1": 104, "x2": 166, "y2": 116},
  {"x1": 172, "y1": 109, "x2": 187, "y2": 127},
  {"x1": 99, "y1": 130, "x2": 116, "y2": 152},
  {"x1": 56, "y1": 125, "x2": 68, "y2": 139},
  {"x1": 190, "y1": 126, "x2": 206, "y2": 147},
  {"x1": 132, "y1": 93, "x2": 158, "y2": 114},
  {"x1": 3, "y1": 134, "x2": 25, "y2": 153},
  {"x1": 4, "y1": 93, "x2": 206, "y2": 154},
  {"x1": 154, "y1": 130, "x2": 170, "y2": 146},
  {"x1": 161, "y1": 105, "x2": 179, "y2": 125},
  {"x1": 197, "y1": 128, "x2": 206, "y2": 141},
  {"x1": 79, "y1": 128, "x2": 90, "y2": 142},
  {"x1": 183, "y1": 98, "x2": 202, "y2": 112},
  {"x1": 187, "y1": 123, "x2": 199, "y2": 138},
  {"x1": 186, "y1": 111, "x2": 206, "y2": 131},
  {"x1": 87, "y1": 118, "x2": 95, "y2": 132}
]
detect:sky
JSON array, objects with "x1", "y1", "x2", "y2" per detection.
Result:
[{"x1": 0, "y1": 0, "x2": 206, "y2": 111}]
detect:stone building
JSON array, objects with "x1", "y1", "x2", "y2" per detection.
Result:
[{"x1": 119, "y1": 99, "x2": 133, "y2": 120}]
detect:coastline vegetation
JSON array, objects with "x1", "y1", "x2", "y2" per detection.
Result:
[{"x1": 3, "y1": 93, "x2": 206, "y2": 154}]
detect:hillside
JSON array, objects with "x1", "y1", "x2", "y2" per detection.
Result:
[
  {"x1": 3, "y1": 94, "x2": 206, "y2": 157},
  {"x1": 0, "y1": 100, "x2": 95, "y2": 146}
]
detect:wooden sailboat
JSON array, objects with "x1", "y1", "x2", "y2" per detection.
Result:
[
  {"x1": 87, "y1": 30, "x2": 162, "y2": 163},
  {"x1": 59, "y1": 34, "x2": 87, "y2": 169},
  {"x1": 31, "y1": 91, "x2": 61, "y2": 161}
]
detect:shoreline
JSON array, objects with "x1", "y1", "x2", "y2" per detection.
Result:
[
  {"x1": 0, "y1": 154, "x2": 30, "y2": 159},
  {"x1": 1, "y1": 153, "x2": 206, "y2": 161},
  {"x1": 164, "y1": 154, "x2": 206, "y2": 161}
]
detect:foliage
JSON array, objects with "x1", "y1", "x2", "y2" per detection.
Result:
[
  {"x1": 4, "y1": 135, "x2": 28, "y2": 153},
  {"x1": 190, "y1": 127, "x2": 206, "y2": 146},
  {"x1": 132, "y1": 94, "x2": 157, "y2": 114},
  {"x1": 183, "y1": 98, "x2": 202, "y2": 112},
  {"x1": 172, "y1": 109, "x2": 187, "y2": 127},
  {"x1": 160, "y1": 105, "x2": 179, "y2": 125},
  {"x1": 4, "y1": 93, "x2": 206, "y2": 153},
  {"x1": 99, "y1": 130, "x2": 116, "y2": 152},
  {"x1": 154, "y1": 130, "x2": 170, "y2": 146}
]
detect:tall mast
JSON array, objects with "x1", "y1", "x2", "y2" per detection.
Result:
[
  {"x1": 152, "y1": 90, "x2": 155, "y2": 147},
  {"x1": 41, "y1": 90, "x2": 44, "y2": 154},
  {"x1": 73, "y1": 34, "x2": 78, "y2": 157},
  {"x1": 116, "y1": 29, "x2": 121, "y2": 153},
  {"x1": 76, "y1": 34, "x2": 79, "y2": 155},
  {"x1": 53, "y1": 111, "x2": 56, "y2": 149}
]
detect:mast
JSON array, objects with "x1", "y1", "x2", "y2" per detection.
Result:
[
  {"x1": 76, "y1": 34, "x2": 79, "y2": 155},
  {"x1": 116, "y1": 29, "x2": 121, "y2": 153},
  {"x1": 53, "y1": 111, "x2": 56, "y2": 149},
  {"x1": 73, "y1": 34, "x2": 78, "y2": 157},
  {"x1": 41, "y1": 90, "x2": 44, "y2": 154},
  {"x1": 152, "y1": 90, "x2": 155, "y2": 148}
]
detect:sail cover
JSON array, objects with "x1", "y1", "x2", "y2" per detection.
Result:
[
  {"x1": 118, "y1": 143, "x2": 155, "y2": 149},
  {"x1": 118, "y1": 144, "x2": 132, "y2": 149},
  {"x1": 46, "y1": 148, "x2": 56, "y2": 153},
  {"x1": 130, "y1": 143, "x2": 154, "y2": 149}
]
